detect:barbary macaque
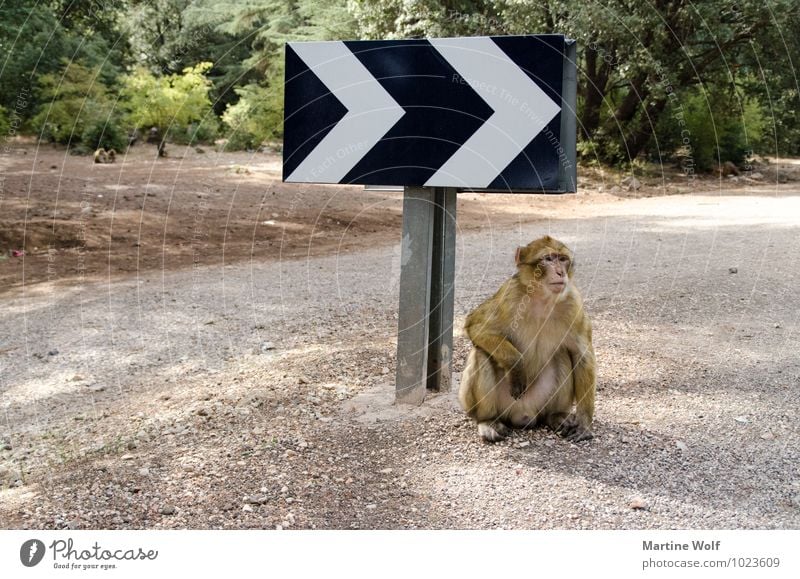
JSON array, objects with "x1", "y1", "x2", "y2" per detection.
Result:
[
  {"x1": 93, "y1": 148, "x2": 116, "y2": 164},
  {"x1": 459, "y1": 235, "x2": 596, "y2": 442}
]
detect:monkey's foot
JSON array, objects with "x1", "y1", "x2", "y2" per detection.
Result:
[
  {"x1": 477, "y1": 421, "x2": 511, "y2": 442},
  {"x1": 549, "y1": 414, "x2": 594, "y2": 442}
]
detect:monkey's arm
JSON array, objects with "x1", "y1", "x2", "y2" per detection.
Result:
[{"x1": 465, "y1": 324, "x2": 527, "y2": 398}]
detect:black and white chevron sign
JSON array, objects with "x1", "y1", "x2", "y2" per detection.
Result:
[{"x1": 283, "y1": 35, "x2": 574, "y2": 191}]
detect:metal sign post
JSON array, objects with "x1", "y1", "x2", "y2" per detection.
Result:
[
  {"x1": 282, "y1": 34, "x2": 577, "y2": 405},
  {"x1": 395, "y1": 187, "x2": 457, "y2": 404}
]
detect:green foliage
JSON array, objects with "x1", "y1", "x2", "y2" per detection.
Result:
[
  {"x1": 4, "y1": 0, "x2": 800, "y2": 168},
  {"x1": 30, "y1": 61, "x2": 118, "y2": 146},
  {"x1": 353, "y1": 0, "x2": 797, "y2": 166},
  {"x1": 121, "y1": 63, "x2": 214, "y2": 136},
  {"x1": 222, "y1": 83, "x2": 282, "y2": 149},
  {"x1": 658, "y1": 88, "x2": 767, "y2": 171},
  {"x1": 167, "y1": 118, "x2": 222, "y2": 145},
  {"x1": 349, "y1": 0, "x2": 501, "y2": 38},
  {"x1": 190, "y1": 0, "x2": 357, "y2": 144},
  {"x1": 0, "y1": 106, "x2": 9, "y2": 137},
  {"x1": 81, "y1": 119, "x2": 128, "y2": 152},
  {"x1": 0, "y1": 1, "x2": 129, "y2": 124}
]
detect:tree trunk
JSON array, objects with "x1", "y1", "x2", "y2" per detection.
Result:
[
  {"x1": 580, "y1": 48, "x2": 611, "y2": 138},
  {"x1": 624, "y1": 97, "x2": 669, "y2": 160}
]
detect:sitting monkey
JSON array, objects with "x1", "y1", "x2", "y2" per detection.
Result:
[{"x1": 459, "y1": 235, "x2": 596, "y2": 442}]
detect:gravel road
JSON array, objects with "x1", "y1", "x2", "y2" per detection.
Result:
[{"x1": 1, "y1": 188, "x2": 799, "y2": 529}]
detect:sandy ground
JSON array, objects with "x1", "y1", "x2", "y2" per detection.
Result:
[{"x1": 0, "y1": 141, "x2": 798, "y2": 529}]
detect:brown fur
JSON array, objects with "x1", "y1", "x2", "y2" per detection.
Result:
[
  {"x1": 459, "y1": 235, "x2": 596, "y2": 442},
  {"x1": 93, "y1": 148, "x2": 116, "y2": 164}
]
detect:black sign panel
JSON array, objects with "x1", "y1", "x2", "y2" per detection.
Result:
[{"x1": 283, "y1": 35, "x2": 574, "y2": 191}]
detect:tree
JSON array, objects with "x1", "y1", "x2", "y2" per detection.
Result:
[
  {"x1": 30, "y1": 61, "x2": 118, "y2": 147},
  {"x1": 121, "y1": 62, "x2": 215, "y2": 156},
  {"x1": 0, "y1": 0, "x2": 130, "y2": 125},
  {"x1": 188, "y1": 0, "x2": 357, "y2": 144},
  {"x1": 351, "y1": 0, "x2": 799, "y2": 166}
]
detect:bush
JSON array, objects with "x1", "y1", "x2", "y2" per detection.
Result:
[
  {"x1": 0, "y1": 105, "x2": 9, "y2": 137},
  {"x1": 222, "y1": 83, "x2": 282, "y2": 150},
  {"x1": 81, "y1": 119, "x2": 128, "y2": 152},
  {"x1": 122, "y1": 63, "x2": 214, "y2": 139},
  {"x1": 656, "y1": 87, "x2": 767, "y2": 171},
  {"x1": 167, "y1": 117, "x2": 220, "y2": 145},
  {"x1": 31, "y1": 61, "x2": 116, "y2": 146}
]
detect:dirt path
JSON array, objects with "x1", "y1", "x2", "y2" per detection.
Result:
[{"x1": 1, "y1": 150, "x2": 799, "y2": 529}]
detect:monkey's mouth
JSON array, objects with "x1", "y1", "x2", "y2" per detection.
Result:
[{"x1": 549, "y1": 281, "x2": 565, "y2": 290}]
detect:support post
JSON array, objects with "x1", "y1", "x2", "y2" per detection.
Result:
[
  {"x1": 395, "y1": 187, "x2": 458, "y2": 404},
  {"x1": 426, "y1": 187, "x2": 457, "y2": 392},
  {"x1": 558, "y1": 39, "x2": 578, "y2": 193}
]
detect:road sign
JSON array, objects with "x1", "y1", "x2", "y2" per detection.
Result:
[{"x1": 284, "y1": 35, "x2": 576, "y2": 192}]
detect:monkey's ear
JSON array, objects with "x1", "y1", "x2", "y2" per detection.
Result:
[{"x1": 515, "y1": 246, "x2": 531, "y2": 266}]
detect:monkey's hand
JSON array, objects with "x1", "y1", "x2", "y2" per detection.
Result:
[
  {"x1": 509, "y1": 362, "x2": 528, "y2": 399},
  {"x1": 552, "y1": 413, "x2": 594, "y2": 442}
]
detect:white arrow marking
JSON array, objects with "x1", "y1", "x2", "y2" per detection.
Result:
[
  {"x1": 286, "y1": 42, "x2": 405, "y2": 183},
  {"x1": 425, "y1": 37, "x2": 561, "y2": 188}
]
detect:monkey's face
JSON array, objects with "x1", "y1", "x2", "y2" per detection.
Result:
[
  {"x1": 535, "y1": 252, "x2": 571, "y2": 294},
  {"x1": 515, "y1": 236, "x2": 574, "y2": 295}
]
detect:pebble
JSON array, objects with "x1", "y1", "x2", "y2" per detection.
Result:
[
  {"x1": 729, "y1": 267, "x2": 738, "y2": 274},
  {"x1": 366, "y1": 504, "x2": 377, "y2": 510},
  {"x1": 160, "y1": 506, "x2": 176, "y2": 515},
  {"x1": 734, "y1": 416, "x2": 749, "y2": 424},
  {"x1": 139, "y1": 468, "x2": 150, "y2": 476},
  {"x1": 379, "y1": 468, "x2": 393, "y2": 474},
  {"x1": 120, "y1": 454, "x2": 134, "y2": 461},
  {"x1": 629, "y1": 497, "x2": 648, "y2": 510},
  {"x1": 676, "y1": 441, "x2": 688, "y2": 451},
  {"x1": 242, "y1": 504, "x2": 253, "y2": 513},
  {"x1": 260, "y1": 342, "x2": 276, "y2": 352},
  {"x1": 245, "y1": 495, "x2": 269, "y2": 505}
]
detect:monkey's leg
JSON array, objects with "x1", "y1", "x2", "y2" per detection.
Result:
[
  {"x1": 543, "y1": 350, "x2": 593, "y2": 442},
  {"x1": 477, "y1": 421, "x2": 511, "y2": 442},
  {"x1": 459, "y1": 348, "x2": 511, "y2": 442},
  {"x1": 570, "y1": 344, "x2": 596, "y2": 440}
]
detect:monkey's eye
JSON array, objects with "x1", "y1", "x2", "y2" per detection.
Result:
[{"x1": 543, "y1": 254, "x2": 556, "y2": 263}]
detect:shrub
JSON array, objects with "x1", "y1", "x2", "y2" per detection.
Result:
[
  {"x1": 657, "y1": 87, "x2": 767, "y2": 171},
  {"x1": 0, "y1": 106, "x2": 9, "y2": 137},
  {"x1": 81, "y1": 118, "x2": 128, "y2": 152},
  {"x1": 30, "y1": 61, "x2": 116, "y2": 146},
  {"x1": 221, "y1": 83, "x2": 283, "y2": 150},
  {"x1": 121, "y1": 63, "x2": 214, "y2": 153},
  {"x1": 167, "y1": 117, "x2": 221, "y2": 145}
]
